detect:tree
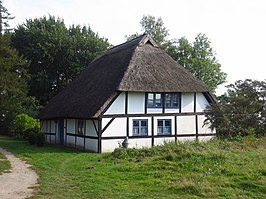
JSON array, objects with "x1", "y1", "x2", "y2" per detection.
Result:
[
  {"x1": 0, "y1": 0, "x2": 14, "y2": 35},
  {"x1": 204, "y1": 79, "x2": 266, "y2": 138},
  {"x1": 11, "y1": 15, "x2": 110, "y2": 105},
  {"x1": 0, "y1": 34, "x2": 38, "y2": 134},
  {"x1": 126, "y1": 15, "x2": 227, "y2": 92},
  {"x1": 126, "y1": 15, "x2": 170, "y2": 49},
  {"x1": 172, "y1": 34, "x2": 227, "y2": 91}
]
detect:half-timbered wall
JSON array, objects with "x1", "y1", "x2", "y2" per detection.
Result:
[{"x1": 40, "y1": 91, "x2": 215, "y2": 153}]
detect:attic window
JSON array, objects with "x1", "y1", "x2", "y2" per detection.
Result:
[
  {"x1": 147, "y1": 93, "x2": 162, "y2": 107},
  {"x1": 147, "y1": 93, "x2": 180, "y2": 108}
]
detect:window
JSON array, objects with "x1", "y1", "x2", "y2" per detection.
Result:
[
  {"x1": 157, "y1": 119, "x2": 171, "y2": 134},
  {"x1": 165, "y1": 93, "x2": 180, "y2": 108},
  {"x1": 147, "y1": 93, "x2": 162, "y2": 107},
  {"x1": 77, "y1": 120, "x2": 85, "y2": 135},
  {"x1": 133, "y1": 119, "x2": 148, "y2": 136}
]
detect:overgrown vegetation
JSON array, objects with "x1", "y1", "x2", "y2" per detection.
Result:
[
  {"x1": 0, "y1": 136, "x2": 265, "y2": 198},
  {"x1": 205, "y1": 79, "x2": 266, "y2": 138},
  {"x1": 0, "y1": 151, "x2": 10, "y2": 174}
]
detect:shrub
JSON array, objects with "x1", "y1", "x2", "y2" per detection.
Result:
[
  {"x1": 13, "y1": 114, "x2": 40, "y2": 138},
  {"x1": 36, "y1": 133, "x2": 45, "y2": 147},
  {"x1": 28, "y1": 131, "x2": 36, "y2": 145}
]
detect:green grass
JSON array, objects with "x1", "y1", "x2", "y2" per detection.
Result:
[
  {"x1": 0, "y1": 135, "x2": 265, "y2": 199},
  {"x1": 0, "y1": 149, "x2": 11, "y2": 174}
]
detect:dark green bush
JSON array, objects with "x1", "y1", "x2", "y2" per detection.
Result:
[
  {"x1": 28, "y1": 131, "x2": 36, "y2": 145},
  {"x1": 36, "y1": 133, "x2": 45, "y2": 147}
]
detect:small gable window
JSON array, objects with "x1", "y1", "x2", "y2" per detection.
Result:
[
  {"x1": 133, "y1": 119, "x2": 148, "y2": 136},
  {"x1": 147, "y1": 93, "x2": 162, "y2": 108},
  {"x1": 165, "y1": 93, "x2": 180, "y2": 108},
  {"x1": 76, "y1": 120, "x2": 85, "y2": 135},
  {"x1": 157, "y1": 119, "x2": 171, "y2": 134}
]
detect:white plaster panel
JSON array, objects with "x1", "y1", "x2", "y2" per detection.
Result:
[
  {"x1": 181, "y1": 93, "x2": 194, "y2": 112},
  {"x1": 128, "y1": 138, "x2": 151, "y2": 148},
  {"x1": 105, "y1": 92, "x2": 125, "y2": 114},
  {"x1": 85, "y1": 139, "x2": 98, "y2": 152},
  {"x1": 176, "y1": 136, "x2": 196, "y2": 142},
  {"x1": 197, "y1": 115, "x2": 215, "y2": 134},
  {"x1": 101, "y1": 118, "x2": 127, "y2": 137},
  {"x1": 66, "y1": 135, "x2": 75, "y2": 145},
  {"x1": 86, "y1": 120, "x2": 98, "y2": 137},
  {"x1": 154, "y1": 116, "x2": 175, "y2": 136},
  {"x1": 196, "y1": 93, "x2": 209, "y2": 112},
  {"x1": 102, "y1": 139, "x2": 124, "y2": 152},
  {"x1": 147, "y1": 108, "x2": 163, "y2": 113},
  {"x1": 50, "y1": 121, "x2": 55, "y2": 133},
  {"x1": 41, "y1": 120, "x2": 47, "y2": 133},
  {"x1": 129, "y1": 117, "x2": 151, "y2": 136},
  {"x1": 67, "y1": 119, "x2": 75, "y2": 134},
  {"x1": 154, "y1": 137, "x2": 175, "y2": 146},
  {"x1": 128, "y1": 92, "x2": 145, "y2": 114},
  {"x1": 165, "y1": 108, "x2": 179, "y2": 113},
  {"x1": 198, "y1": 136, "x2": 215, "y2": 142},
  {"x1": 177, "y1": 116, "x2": 196, "y2": 134},
  {"x1": 76, "y1": 137, "x2": 85, "y2": 148}
]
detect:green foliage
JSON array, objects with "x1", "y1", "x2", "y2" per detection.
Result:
[
  {"x1": 0, "y1": 151, "x2": 10, "y2": 174},
  {"x1": 28, "y1": 131, "x2": 36, "y2": 145},
  {"x1": 0, "y1": 135, "x2": 265, "y2": 198},
  {"x1": 0, "y1": 34, "x2": 38, "y2": 134},
  {"x1": 36, "y1": 133, "x2": 45, "y2": 147},
  {"x1": 13, "y1": 114, "x2": 40, "y2": 137},
  {"x1": 172, "y1": 34, "x2": 227, "y2": 92},
  {"x1": 126, "y1": 15, "x2": 227, "y2": 92},
  {"x1": 205, "y1": 79, "x2": 266, "y2": 138},
  {"x1": 11, "y1": 15, "x2": 110, "y2": 105}
]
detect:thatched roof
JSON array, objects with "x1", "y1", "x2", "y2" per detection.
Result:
[{"x1": 38, "y1": 34, "x2": 210, "y2": 119}]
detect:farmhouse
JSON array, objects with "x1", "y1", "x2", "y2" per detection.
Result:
[{"x1": 38, "y1": 34, "x2": 216, "y2": 153}]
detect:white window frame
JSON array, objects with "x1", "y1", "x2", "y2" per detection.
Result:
[
  {"x1": 133, "y1": 119, "x2": 148, "y2": 136},
  {"x1": 157, "y1": 119, "x2": 171, "y2": 135}
]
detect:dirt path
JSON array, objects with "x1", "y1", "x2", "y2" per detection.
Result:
[{"x1": 0, "y1": 147, "x2": 38, "y2": 199}]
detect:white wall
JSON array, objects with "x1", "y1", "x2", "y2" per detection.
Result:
[
  {"x1": 177, "y1": 116, "x2": 195, "y2": 134},
  {"x1": 86, "y1": 120, "x2": 98, "y2": 137},
  {"x1": 197, "y1": 115, "x2": 215, "y2": 134},
  {"x1": 196, "y1": 93, "x2": 209, "y2": 112},
  {"x1": 128, "y1": 138, "x2": 151, "y2": 148},
  {"x1": 105, "y1": 92, "x2": 125, "y2": 114},
  {"x1": 181, "y1": 93, "x2": 194, "y2": 112},
  {"x1": 128, "y1": 92, "x2": 145, "y2": 114},
  {"x1": 85, "y1": 139, "x2": 98, "y2": 152},
  {"x1": 154, "y1": 137, "x2": 175, "y2": 145},
  {"x1": 102, "y1": 118, "x2": 127, "y2": 137}
]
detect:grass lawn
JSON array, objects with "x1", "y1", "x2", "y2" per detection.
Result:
[
  {"x1": 0, "y1": 135, "x2": 265, "y2": 199},
  {"x1": 0, "y1": 149, "x2": 11, "y2": 174}
]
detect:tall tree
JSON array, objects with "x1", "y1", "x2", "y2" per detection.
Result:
[
  {"x1": 0, "y1": 34, "x2": 38, "y2": 134},
  {"x1": 126, "y1": 15, "x2": 227, "y2": 92},
  {"x1": 11, "y1": 15, "x2": 110, "y2": 105},
  {"x1": 172, "y1": 34, "x2": 227, "y2": 91},
  {"x1": 0, "y1": 0, "x2": 14, "y2": 35}
]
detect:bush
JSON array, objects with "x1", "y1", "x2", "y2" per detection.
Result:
[
  {"x1": 13, "y1": 114, "x2": 40, "y2": 138},
  {"x1": 28, "y1": 131, "x2": 36, "y2": 145},
  {"x1": 36, "y1": 133, "x2": 45, "y2": 147}
]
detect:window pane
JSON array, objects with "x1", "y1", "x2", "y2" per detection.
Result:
[
  {"x1": 158, "y1": 120, "x2": 163, "y2": 127},
  {"x1": 165, "y1": 120, "x2": 171, "y2": 127},
  {"x1": 133, "y1": 127, "x2": 139, "y2": 135},
  {"x1": 164, "y1": 127, "x2": 171, "y2": 133},
  {"x1": 141, "y1": 121, "x2": 147, "y2": 127},
  {"x1": 172, "y1": 94, "x2": 179, "y2": 107},
  {"x1": 158, "y1": 127, "x2": 163, "y2": 134},
  {"x1": 133, "y1": 121, "x2": 139, "y2": 127},
  {"x1": 148, "y1": 93, "x2": 154, "y2": 100},
  {"x1": 141, "y1": 127, "x2": 147, "y2": 134},
  {"x1": 155, "y1": 94, "x2": 161, "y2": 99},
  {"x1": 156, "y1": 99, "x2": 162, "y2": 107},
  {"x1": 148, "y1": 99, "x2": 154, "y2": 106}
]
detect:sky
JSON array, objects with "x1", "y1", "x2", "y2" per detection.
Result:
[{"x1": 4, "y1": 0, "x2": 266, "y2": 94}]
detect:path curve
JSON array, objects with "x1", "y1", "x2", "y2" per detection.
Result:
[{"x1": 0, "y1": 147, "x2": 38, "y2": 199}]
